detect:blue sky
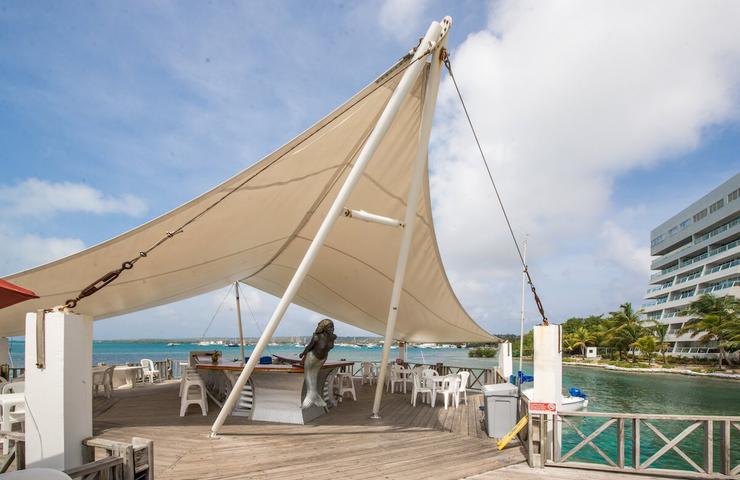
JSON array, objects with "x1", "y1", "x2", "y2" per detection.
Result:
[{"x1": 1, "y1": 1, "x2": 739, "y2": 339}]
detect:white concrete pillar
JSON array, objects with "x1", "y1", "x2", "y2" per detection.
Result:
[
  {"x1": 25, "y1": 311, "x2": 93, "y2": 470},
  {"x1": 498, "y1": 341, "x2": 513, "y2": 380},
  {"x1": 0, "y1": 337, "x2": 9, "y2": 366},
  {"x1": 533, "y1": 324, "x2": 562, "y2": 408}
]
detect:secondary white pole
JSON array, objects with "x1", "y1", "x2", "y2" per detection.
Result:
[
  {"x1": 518, "y1": 237, "x2": 527, "y2": 377},
  {"x1": 209, "y1": 21, "x2": 442, "y2": 436},
  {"x1": 235, "y1": 282, "x2": 246, "y2": 366},
  {"x1": 371, "y1": 18, "x2": 449, "y2": 419}
]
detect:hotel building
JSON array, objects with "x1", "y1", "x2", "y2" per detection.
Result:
[{"x1": 642, "y1": 173, "x2": 740, "y2": 357}]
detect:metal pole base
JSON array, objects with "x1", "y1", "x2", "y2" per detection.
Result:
[{"x1": 370, "y1": 413, "x2": 382, "y2": 420}]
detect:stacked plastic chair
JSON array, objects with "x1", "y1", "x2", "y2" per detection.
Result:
[{"x1": 179, "y1": 367, "x2": 208, "y2": 416}]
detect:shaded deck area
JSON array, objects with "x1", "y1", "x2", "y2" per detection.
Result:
[{"x1": 93, "y1": 381, "x2": 526, "y2": 479}]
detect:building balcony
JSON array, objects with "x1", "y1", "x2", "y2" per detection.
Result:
[
  {"x1": 651, "y1": 216, "x2": 740, "y2": 271},
  {"x1": 649, "y1": 240, "x2": 740, "y2": 282},
  {"x1": 645, "y1": 263, "x2": 739, "y2": 300}
]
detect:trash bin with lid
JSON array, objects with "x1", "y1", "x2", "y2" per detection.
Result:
[{"x1": 482, "y1": 383, "x2": 518, "y2": 438}]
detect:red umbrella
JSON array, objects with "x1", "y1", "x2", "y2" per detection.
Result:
[{"x1": 0, "y1": 279, "x2": 39, "y2": 309}]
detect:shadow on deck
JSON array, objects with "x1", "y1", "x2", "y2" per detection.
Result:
[{"x1": 93, "y1": 380, "x2": 526, "y2": 480}]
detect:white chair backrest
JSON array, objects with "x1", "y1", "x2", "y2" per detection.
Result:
[
  {"x1": 412, "y1": 372, "x2": 425, "y2": 389},
  {"x1": 458, "y1": 371, "x2": 470, "y2": 390},
  {"x1": 3, "y1": 381, "x2": 24, "y2": 394},
  {"x1": 141, "y1": 359, "x2": 155, "y2": 372},
  {"x1": 442, "y1": 374, "x2": 459, "y2": 392},
  {"x1": 421, "y1": 368, "x2": 437, "y2": 379}
]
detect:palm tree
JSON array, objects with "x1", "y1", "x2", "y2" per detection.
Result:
[
  {"x1": 637, "y1": 336, "x2": 657, "y2": 365},
  {"x1": 680, "y1": 294, "x2": 740, "y2": 370},
  {"x1": 607, "y1": 302, "x2": 646, "y2": 362},
  {"x1": 651, "y1": 322, "x2": 670, "y2": 364},
  {"x1": 570, "y1": 326, "x2": 596, "y2": 358}
]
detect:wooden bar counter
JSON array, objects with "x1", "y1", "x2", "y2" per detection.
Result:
[{"x1": 193, "y1": 355, "x2": 353, "y2": 425}]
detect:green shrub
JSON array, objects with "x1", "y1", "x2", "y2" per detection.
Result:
[{"x1": 468, "y1": 347, "x2": 497, "y2": 358}]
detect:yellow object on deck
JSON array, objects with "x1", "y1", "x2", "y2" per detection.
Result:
[{"x1": 497, "y1": 415, "x2": 528, "y2": 450}]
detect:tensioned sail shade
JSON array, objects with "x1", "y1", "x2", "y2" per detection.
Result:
[{"x1": 0, "y1": 57, "x2": 496, "y2": 342}]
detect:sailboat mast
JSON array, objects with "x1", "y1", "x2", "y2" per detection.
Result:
[
  {"x1": 518, "y1": 237, "x2": 527, "y2": 376},
  {"x1": 235, "y1": 282, "x2": 246, "y2": 365}
]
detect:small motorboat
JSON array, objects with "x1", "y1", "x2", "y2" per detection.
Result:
[{"x1": 521, "y1": 387, "x2": 589, "y2": 411}]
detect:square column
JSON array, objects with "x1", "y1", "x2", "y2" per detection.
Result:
[
  {"x1": 0, "y1": 337, "x2": 9, "y2": 366},
  {"x1": 497, "y1": 341, "x2": 513, "y2": 380},
  {"x1": 532, "y1": 324, "x2": 562, "y2": 408},
  {"x1": 24, "y1": 311, "x2": 93, "y2": 469}
]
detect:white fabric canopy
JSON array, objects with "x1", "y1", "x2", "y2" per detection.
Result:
[{"x1": 0, "y1": 57, "x2": 496, "y2": 343}]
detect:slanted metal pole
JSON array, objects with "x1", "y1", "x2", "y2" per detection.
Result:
[
  {"x1": 209, "y1": 20, "x2": 444, "y2": 436},
  {"x1": 371, "y1": 17, "x2": 450, "y2": 419},
  {"x1": 235, "y1": 282, "x2": 246, "y2": 366}
]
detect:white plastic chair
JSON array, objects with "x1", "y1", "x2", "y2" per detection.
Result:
[
  {"x1": 361, "y1": 362, "x2": 376, "y2": 385},
  {"x1": 2, "y1": 382, "x2": 24, "y2": 394},
  {"x1": 457, "y1": 371, "x2": 470, "y2": 405},
  {"x1": 336, "y1": 370, "x2": 357, "y2": 401},
  {"x1": 140, "y1": 359, "x2": 160, "y2": 383},
  {"x1": 180, "y1": 373, "x2": 208, "y2": 416},
  {"x1": 436, "y1": 374, "x2": 460, "y2": 409},
  {"x1": 387, "y1": 365, "x2": 406, "y2": 394},
  {"x1": 93, "y1": 365, "x2": 115, "y2": 399},
  {"x1": 1, "y1": 381, "x2": 25, "y2": 454},
  {"x1": 421, "y1": 368, "x2": 438, "y2": 391},
  {"x1": 410, "y1": 372, "x2": 435, "y2": 407},
  {"x1": 179, "y1": 367, "x2": 201, "y2": 397}
]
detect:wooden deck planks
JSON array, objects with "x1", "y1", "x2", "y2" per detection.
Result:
[{"x1": 92, "y1": 380, "x2": 525, "y2": 479}]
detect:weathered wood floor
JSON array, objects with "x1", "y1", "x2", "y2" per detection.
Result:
[
  {"x1": 93, "y1": 380, "x2": 526, "y2": 479},
  {"x1": 471, "y1": 463, "x2": 670, "y2": 480}
]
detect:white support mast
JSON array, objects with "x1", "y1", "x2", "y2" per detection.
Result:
[
  {"x1": 209, "y1": 18, "x2": 449, "y2": 436},
  {"x1": 235, "y1": 282, "x2": 246, "y2": 366},
  {"x1": 518, "y1": 237, "x2": 527, "y2": 377},
  {"x1": 370, "y1": 17, "x2": 449, "y2": 419}
]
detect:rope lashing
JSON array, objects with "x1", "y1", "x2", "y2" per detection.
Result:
[
  {"x1": 61, "y1": 43, "x2": 435, "y2": 312},
  {"x1": 442, "y1": 49, "x2": 550, "y2": 326}
]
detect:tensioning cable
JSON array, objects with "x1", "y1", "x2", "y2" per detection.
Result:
[
  {"x1": 200, "y1": 283, "x2": 235, "y2": 340},
  {"x1": 442, "y1": 50, "x2": 550, "y2": 326}
]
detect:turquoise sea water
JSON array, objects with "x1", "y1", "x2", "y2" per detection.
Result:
[{"x1": 7, "y1": 340, "x2": 739, "y2": 471}]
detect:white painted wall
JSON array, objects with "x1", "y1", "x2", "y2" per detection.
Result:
[
  {"x1": 533, "y1": 324, "x2": 562, "y2": 408},
  {"x1": 585, "y1": 346, "x2": 598, "y2": 358},
  {"x1": 25, "y1": 311, "x2": 93, "y2": 470}
]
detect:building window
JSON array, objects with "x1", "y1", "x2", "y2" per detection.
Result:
[
  {"x1": 651, "y1": 235, "x2": 664, "y2": 247},
  {"x1": 729, "y1": 188, "x2": 740, "y2": 203},
  {"x1": 679, "y1": 219, "x2": 690, "y2": 230},
  {"x1": 693, "y1": 209, "x2": 707, "y2": 222},
  {"x1": 668, "y1": 226, "x2": 678, "y2": 236},
  {"x1": 709, "y1": 199, "x2": 724, "y2": 214}
]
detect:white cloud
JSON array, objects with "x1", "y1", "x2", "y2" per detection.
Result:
[
  {"x1": 378, "y1": 0, "x2": 431, "y2": 42},
  {"x1": 598, "y1": 220, "x2": 651, "y2": 279},
  {"x1": 429, "y1": 0, "x2": 740, "y2": 330},
  {"x1": 0, "y1": 178, "x2": 147, "y2": 218},
  {"x1": 0, "y1": 226, "x2": 85, "y2": 275}
]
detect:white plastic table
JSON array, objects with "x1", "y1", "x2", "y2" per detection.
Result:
[{"x1": 92, "y1": 365, "x2": 143, "y2": 389}]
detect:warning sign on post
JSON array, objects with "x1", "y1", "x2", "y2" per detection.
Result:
[{"x1": 529, "y1": 402, "x2": 557, "y2": 414}]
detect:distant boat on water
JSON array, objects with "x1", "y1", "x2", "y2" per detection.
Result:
[{"x1": 166, "y1": 342, "x2": 181, "y2": 347}]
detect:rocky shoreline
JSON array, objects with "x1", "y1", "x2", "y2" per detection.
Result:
[{"x1": 563, "y1": 360, "x2": 740, "y2": 380}]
